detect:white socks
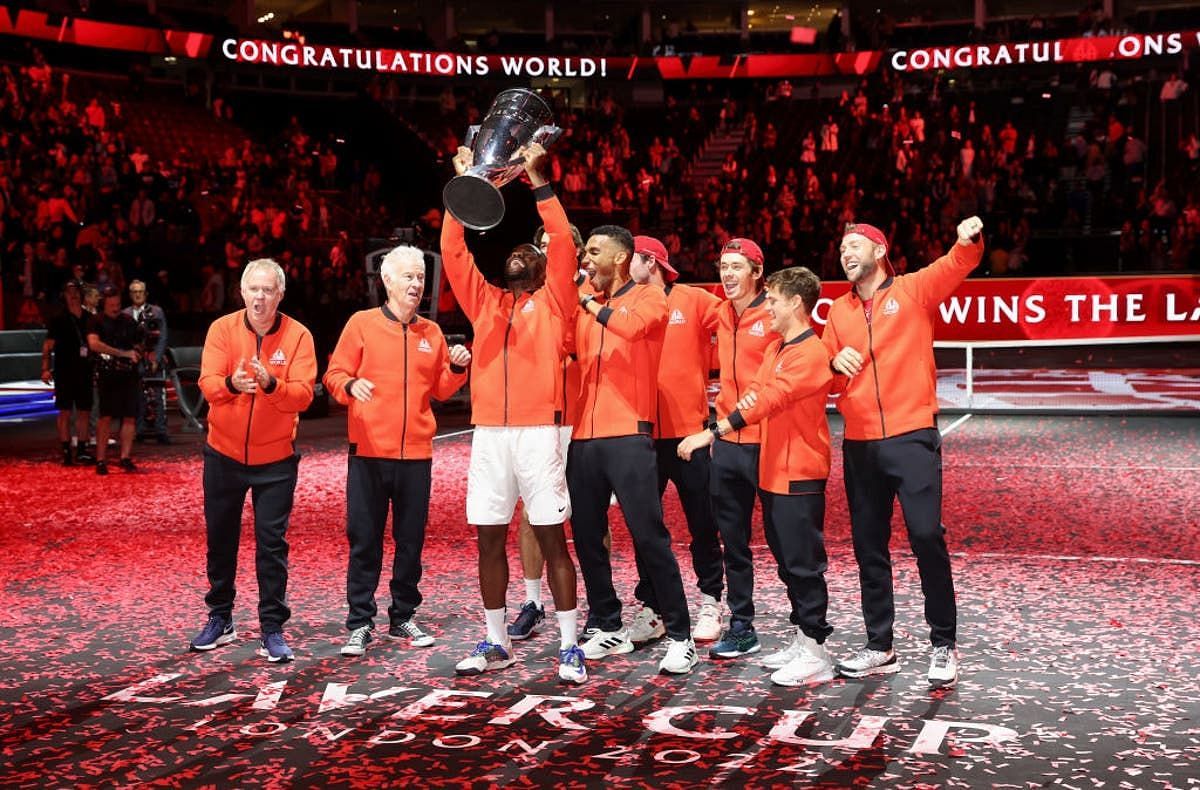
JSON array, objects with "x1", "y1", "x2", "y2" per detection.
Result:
[
  {"x1": 524, "y1": 578, "x2": 542, "y2": 606},
  {"x1": 556, "y1": 608, "x2": 578, "y2": 650},
  {"x1": 484, "y1": 608, "x2": 507, "y2": 646}
]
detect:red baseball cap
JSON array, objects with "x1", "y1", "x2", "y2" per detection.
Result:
[
  {"x1": 721, "y1": 238, "x2": 764, "y2": 267},
  {"x1": 633, "y1": 235, "x2": 679, "y2": 281},
  {"x1": 842, "y1": 222, "x2": 893, "y2": 273},
  {"x1": 842, "y1": 222, "x2": 888, "y2": 249}
]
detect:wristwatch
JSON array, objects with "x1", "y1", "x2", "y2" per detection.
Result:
[
  {"x1": 708, "y1": 421, "x2": 723, "y2": 440},
  {"x1": 579, "y1": 294, "x2": 596, "y2": 309}
]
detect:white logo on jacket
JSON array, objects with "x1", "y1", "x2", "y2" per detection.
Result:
[
  {"x1": 882, "y1": 298, "x2": 900, "y2": 316},
  {"x1": 749, "y1": 320, "x2": 765, "y2": 337},
  {"x1": 268, "y1": 349, "x2": 287, "y2": 366},
  {"x1": 521, "y1": 300, "x2": 535, "y2": 314},
  {"x1": 417, "y1": 338, "x2": 433, "y2": 353},
  {"x1": 669, "y1": 309, "x2": 686, "y2": 325}
]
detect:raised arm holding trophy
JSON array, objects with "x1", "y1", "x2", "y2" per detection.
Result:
[{"x1": 442, "y1": 87, "x2": 562, "y2": 231}]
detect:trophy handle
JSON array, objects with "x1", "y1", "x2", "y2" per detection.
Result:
[
  {"x1": 531, "y1": 125, "x2": 562, "y2": 147},
  {"x1": 464, "y1": 125, "x2": 481, "y2": 149}
]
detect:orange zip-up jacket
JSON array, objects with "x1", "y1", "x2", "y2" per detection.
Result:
[
  {"x1": 656, "y1": 283, "x2": 722, "y2": 439},
  {"x1": 323, "y1": 306, "x2": 468, "y2": 460},
  {"x1": 823, "y1": 238, "x2": 984, "y2": 441},
  {"x1": 440, "y1": 187, "x2": 577, "y2": 426},
  {"x1": 704, "y1": 291, "x2": 781, "y2": 445},
  {"x1": 727, "y1": 330, "x2": 833, "y2": 494},
  {"x1": 573, "y1": 280, "x2": 668, "y2": 440},
  {"x1": 199, "y1": 310, "x2": 316, "y2": 466}
]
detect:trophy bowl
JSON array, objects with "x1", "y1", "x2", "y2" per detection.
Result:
[{"x1": 444, "y1": 88, "x2": 561, "y2": 231}]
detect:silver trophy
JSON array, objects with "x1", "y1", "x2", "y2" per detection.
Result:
[{"x1": 444, "y1": 88, "x2": 561, "y2": 231}]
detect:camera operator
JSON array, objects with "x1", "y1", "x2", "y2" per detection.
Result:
[
  {"x1": 122, "y1": 279, "x2": 170, "y2": 444},
  {"x1": 86, "y1": 287, "x2": 141, "y2": 475},
  {"x1": 41, "y1": 282, "x2": 94, "y2": 465}
]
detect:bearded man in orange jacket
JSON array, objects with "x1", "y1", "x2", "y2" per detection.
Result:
[
  {"x1": 824, "y1": 217, "x2": 984, "y2": 689},
  {"x1": 441, "y1": 143, "x2": 586, "y2": 684}
]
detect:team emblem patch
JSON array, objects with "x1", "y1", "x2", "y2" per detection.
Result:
[
  {"x1": 268, "y1": 349, "x2": 287, "y2": 366},
  {"x1": 417, "y1": 338, "x2": 433, "y2": 353},
  {"x1": 669, "y1": 309, "x2": 686, "y2": 325},
  {"x1": 749, "y1": 320, "x2": 765, "y2": 337},
  {"x1": 883, "y1": 298, "x2": 900, "y2": 316},
  {"x1": 521, "y1": 300, "x2": 535, "y2": 313}
]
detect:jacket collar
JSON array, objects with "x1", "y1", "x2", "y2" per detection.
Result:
[
  {"x1": 610, "y1": 279, "x2": 637, "y2": 299},
  {"x1": 381, "y1": 303, "x2": 418, "y2": 325},
  {"x1": 783, "y1": 327, "x2": 816, "y2": 346},
  {"x1": 243, "y1": 311, "x2": 282, "y2": 336},
  {"x1": 851, "y1": 276, "x2": 894, "y2": 302}
]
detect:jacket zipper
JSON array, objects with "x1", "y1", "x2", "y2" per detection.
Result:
[
  {"x1": 866, "y1": 307, "x2": 887, "y2": 438},
  {"x1": 400, "y1": 324, "x2": 409, "y2": 456},
  {"x1": 589, "y1": 325, "x2": 606, "y2": 438},
  {"x1": 245, "y1": 332, "x2": 263, "y2": 464},
  {"x1": 729, "y1": 303, "x2": 742, "y2": 441},
  {"x1": 503, "y1": 299, "x2": 515, "y2": 425}
]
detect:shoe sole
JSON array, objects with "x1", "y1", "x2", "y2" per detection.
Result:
[
  {"x1": 710, "y1": 643, "x2": 763, "y2": 659},
  {"x1": 558, "y1": 669, "x2": 588, "y2": 684},
  {"x1": 190, "y1": 630, "x2": 237, "y2": 651},
  {"x1": 929, "y1": 676, "x2": 958, "y2": 689},
  {"x1": 659, "y1": 657, "x2": 699, "y2": 675},
  {"x1": 257, "y1": 649, "x2": 294, "y2": 663},
  {"x1": 836, "y1": 662, "x2": 901, "y2": 679},
  {"x1": 771, "y1": 667, "x2": 835, "y2": 687},
  {"x1": 692, "y1": 631, "x2": 721, "y2": 642},
  {"x1": 455, "y1": 657, "x2": 516, "y2": 676},
  {"x1": 340, "y1": 646, "x2": 368, "y2": 656},
  {"x1": 387, "y1": 632, "x2": 435, "y2": 647}
]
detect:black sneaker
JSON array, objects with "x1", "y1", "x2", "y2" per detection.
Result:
[
  {"x1": 62, "y1": 445, "x2": 74, "y2": 466},
  {"x1": 75, "y1": 449, "x2": 95, "y2": 465},
  {"x1": 156, "y1": 434, "x2": 172, "y2": 445},
  {"x1": 118, "y1": 458, "x2": 137, "y2": 472},
  {"x1": 507, "y1": 601, "x2": 545, "y2": 640},
  {"x1": 190, "y1": 615, "x2": 237, "y2": 651},
  {"x1": 95, "y1": 461, "x2": 108, "y2": 476},
  {"x1": 388, "y1": 620, "x2": 435, "y2": 647}
]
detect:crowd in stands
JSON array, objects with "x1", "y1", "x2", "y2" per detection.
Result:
[
  {"x1": 2, "y1": 23, "x2": 1198, "y2": 345},
  {"x1": 0, "y1": 45, "x2": 386, "y2": 348}
]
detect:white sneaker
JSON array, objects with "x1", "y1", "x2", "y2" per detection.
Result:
[
  {"x1": 836, "y1": 646, "x2": 901, "y2": 678},
  {"x1": 760, "y1": 628, "x2": 804, "y2": 669},
  {"x1": 580, "y1": 627, "x2": 634, "y2": 659},
  {"x1": 454, "y1": 639, "x2": 515, "y2": 675},
  {"x1": 770, "y1": 634, "x2": 835, "y2": 686},
  {"x1": 928, "y1": 645, "x2": 958, "y2": 689},
  {"x1": 658, "y1": 637, "x2": 699, "y2": 674},
  {"x1": 628, "y1": 606, "x2": 666, "y2": 644},
  {"x1": 558, "y1": 645, "x2": 588, "y2": 684},
  {"x1": 692, "y1": 595, "x2": 722, "y2": 642}
]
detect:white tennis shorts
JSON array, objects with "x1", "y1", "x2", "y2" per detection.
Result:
[{"x1": 466, "y1": 425, "x2": 571, "y2": 526}]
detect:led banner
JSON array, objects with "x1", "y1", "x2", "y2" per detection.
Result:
[
  {"x1": 217, "y1": 40, "x2": 881, "y2": 80},
  {"x1": 0, "y1": 7, "x2": 213, "y2": 57},
  {"x1": 889, "y1": 30, "x2": 1200, "y2": 72},
  {"x1": 701, "y1": 276, "x2": 1200, "y2": 342}
]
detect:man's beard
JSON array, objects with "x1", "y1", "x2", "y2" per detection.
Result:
[{"x1": 504, "y1": 267, "x2": 538, "y2": 290}]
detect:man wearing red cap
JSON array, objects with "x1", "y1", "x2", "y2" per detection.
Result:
[
  {"x1": 824, "y1": 216, "x2": 984, "y2": 689},
  {"x1": 625, "y1": 235, "x2": 725, "y2": 646},
  {"x1": 700, "y1": 238, "x2": 783, "y2": 662}
]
